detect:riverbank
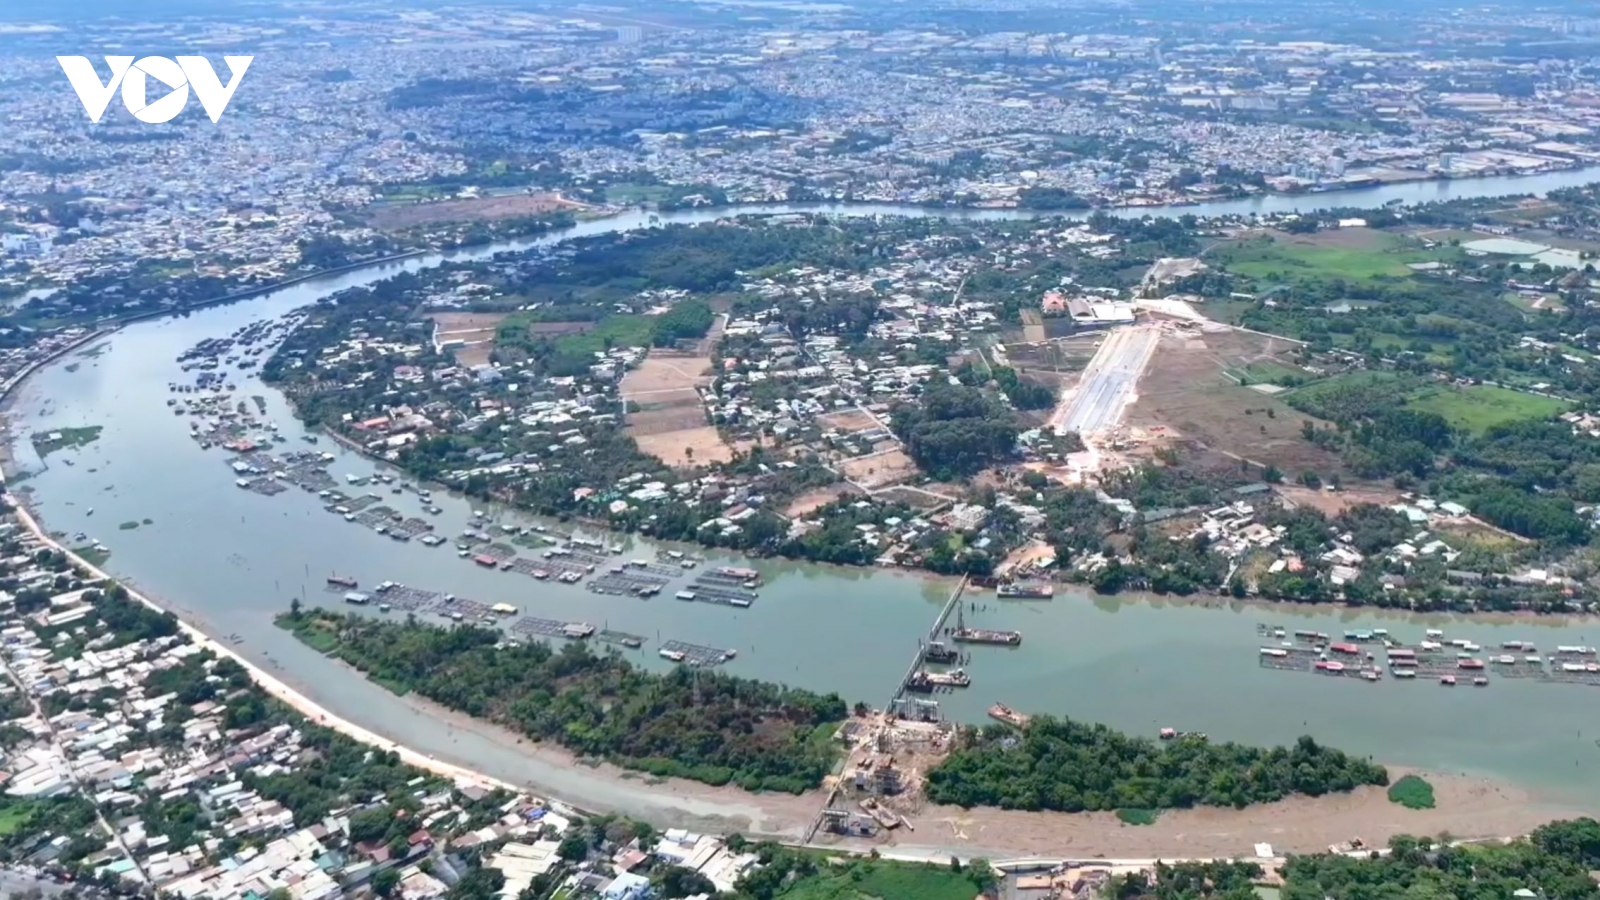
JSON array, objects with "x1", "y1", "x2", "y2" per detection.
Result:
[
  {"x1": 5, "y1": 500, "x2": 528, "y2": 801},
  {"x1": 880, "y1": 769, "x2": 1579, "y2": 859}
]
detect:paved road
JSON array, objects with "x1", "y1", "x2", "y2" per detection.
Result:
[
  {"x1": 1053, "y1": 325, "x2": 1160, "y2": 435},
  {"x1": 0, "y1": 870, "x2": 83, "y2": 898}
]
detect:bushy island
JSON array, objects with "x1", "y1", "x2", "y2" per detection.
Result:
[
  {"x1": 277, "y1": 609, "x2": 847, "y2": 793},
  {"x1": 283, "y1": 610, "x2": 1392, "y2": 813},
  {"x1": 926, "y1": 717, "x2": 1388, "y2": 811}
]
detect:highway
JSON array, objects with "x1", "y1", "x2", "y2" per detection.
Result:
[{"x1": 1051, "y1": 324, "x2": 1161, "y2": 436}]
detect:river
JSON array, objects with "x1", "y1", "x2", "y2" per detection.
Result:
[{"x1": 8, "y1": 167, "x2": 1600, "y2": 824}]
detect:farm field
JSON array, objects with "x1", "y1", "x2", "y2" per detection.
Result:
[
  {"x1": 621, "y1": 352, "x2": 743, "y2": 467},
  {"x1": 1404, "y1": 384, "x2": 1569, "y2": 434},
  {"x1": 1216, "y1": 228, "x2": 1448, "y2": 282},
  {"x1": 547, "y1": 315, "x2": 654, "y2": 357},
  {"x1": 1286, "y1": 371, "x2": 1567, "y2": 436}
]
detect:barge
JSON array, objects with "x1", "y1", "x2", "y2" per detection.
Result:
[
  {"x1": 996, "y1": 582, "x2": 1053, "y2": 600},
  {"x1": 326, "y1": 575, "x2": 358, "y2": 588},
  {"x1": 988, "y1": 704, "x2": 1030, "y2": 728},
  {"x1": 905, "y1": 668, "x2": 971, "y2": 692},
  {"x1": 952, "y1": 627, "x2": 1022, "y2": 646}
]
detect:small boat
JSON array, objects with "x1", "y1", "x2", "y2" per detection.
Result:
[
  {"x1": 1440, "y1": 675, "x2": 1456, "y2": 686},
  {"x1": 1473, "y1": 677, "x2": 1489, "y2": 686}
]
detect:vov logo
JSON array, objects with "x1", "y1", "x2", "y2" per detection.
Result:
[{"x1": 57, "y1": 55, "x2": 254, "y2": 124}]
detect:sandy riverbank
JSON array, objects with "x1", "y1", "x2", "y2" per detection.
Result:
[{"x1": 868, "y1": 770, "x2": 1580, "y2": 859}]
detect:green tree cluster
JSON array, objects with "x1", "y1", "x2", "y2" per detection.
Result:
[
  {"x1": 891, "y1": 381, "x2": 1020, "y2": 479},
  {"x1": 280, "y1": 613, "x2": 847, "y2": 793},
  {"x1": 925, "y1": 718, "x2": 1387, "y2": 811}
]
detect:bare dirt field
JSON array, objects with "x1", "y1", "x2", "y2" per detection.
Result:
[
  {"x1": 1275, "y1": 225, "x2": 1393, "y2": 251},
  {"x1": 1020, "y1": 309, "x2": 1047, "y2": 343},
  {"x1": 883, "y1": 769, "x2": 1575, "y2": 860},
  {"x1": 872, "y1": 485, "x2": 955, "y2": 510},
  {"x1": 428, "y1": 312, "x2": 507, "y2": 367},
  {"x1": 1006, "y1": 334, "x2": 1099, "y2": 375},
  {"x1": 366, "y1": 192, "x2": 580, "y2": 230},
  {"x1": 622, "y1": 354, "x2": 712, "y2": 398},
  {"x1": 817, "y1": 409, "x2": 881, "y2": 433},
  {"x1": 634, "y1": 426, "x2": 741, "y2": 467},
  {"x1": 622, "y1": 353, "x2": 741, "y2": 467},
  {"x1": 784, "y1": 483, "x2": 861, "y2": 517},
  {"x1": 839, "y1": 448, "x2": 919, "y2": 489},
  {"x1": 1126, "y1": 329, "x2": 1346, "y2": 478},
  {"x1": 1277, "y1": 484, "x2": 1404, "y2": 516}
]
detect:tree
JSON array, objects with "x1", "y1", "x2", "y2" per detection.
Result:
[
  {"x1": 557, "y1": 831, "x2": 589, "y2": 862},
  {"x1": 373, "y1": 867, "x2": 401, "y2": 897},
  {"x1": 348, "y1": 806, "x2": 394, "y2": 843},
  {"x1": 659, "y1": 866, "x2": 716, "y2": 898}
]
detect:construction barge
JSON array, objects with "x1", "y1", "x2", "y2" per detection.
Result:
[
  {"x1": 904, "y1": 668, "x2": 971, "y2": 692},
  {"x1": 996, "y1": 582, "x2": 1053, "y2": 600},
  {"x1": 952, "y1": 627, "x2": 1022, "y2": 646},
  {"x1": 947, "y1": 605, "x2": 1022, "y2": 646},
  {"x1": 988, "y1": 703, "x2": 1030, "y2": 727}
]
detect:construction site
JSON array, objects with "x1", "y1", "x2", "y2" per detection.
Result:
[
  {"x1": 807, "y1": 578, "x2": 1020, "y2": 846},
  {"x1": 812, "y1": 705, "x2": 956, "y2": 841},
  {"x1": 1009, "y1": 307, "x2": 1321, "y2": 485}
]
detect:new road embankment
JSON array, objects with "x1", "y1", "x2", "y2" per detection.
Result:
[{"x1": 1050, "y1": 322, "x2": 1161, "y2": 435}]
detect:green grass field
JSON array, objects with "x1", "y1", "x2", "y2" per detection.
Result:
[
  {"x1": 1405, "y1": 385, "x2": 1568, "y2": 434},
  {"x1": 554, "y1": 314, "x2": 655, "y2": 355},
  {"x1": 778, "y1": 860, "x2": 989, "y2": 900},
  {"x1": 603, "y1": 183, "x2": 673, "y2": 205},
  {"x1": 1220, "y1": 235, "x2": 1442, "y2": 282},
  {"x1": 0, "y1": 803, "x2": 32, "y2": 836}
]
